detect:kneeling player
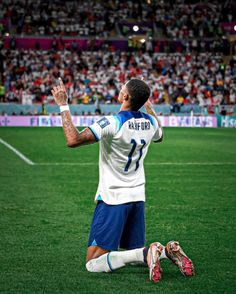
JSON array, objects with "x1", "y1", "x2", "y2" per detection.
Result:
[{"x1": 51, "y1": 78, "x2": 194, "y2": 282}]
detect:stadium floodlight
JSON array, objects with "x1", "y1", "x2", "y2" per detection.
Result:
[{"x1": 133, "y1": 25, "x2": 139, "y2": 32}]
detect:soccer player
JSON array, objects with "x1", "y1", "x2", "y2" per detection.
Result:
[{"x1": 51, "y1": 78, "x2": 194, "y2": 282}]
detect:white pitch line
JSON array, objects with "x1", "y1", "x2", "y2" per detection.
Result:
[
  {"x1": 36, "y1": 162, "x2": 95, "y2": 166},
  {"x1": 35, "y1": 162, "x2": 236, "y2": 166},
  {"x1": 147, "y1": 162, "x2": 236, "y2": 165},
  {"x1": 0, "y1": 138, "x2": 235, "y2": 167},
  {"x1": 0, "y1": 138, "x2": 34, "y2": 165}
]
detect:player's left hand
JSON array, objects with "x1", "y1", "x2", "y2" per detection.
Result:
[
  {"x1": 144, "y1": 99, "x2": 153, "y2": 109},
  {"x1": 51, "y1": 78, "x2": 68, "y2": 106}
]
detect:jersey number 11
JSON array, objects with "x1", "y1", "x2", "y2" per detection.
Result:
[{"x1": 124, "y1": 139, "x2": 146, "y2": 172}]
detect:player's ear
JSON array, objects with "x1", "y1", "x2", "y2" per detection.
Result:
[{"x1": 123, "y1": 92, "x2": 129, "y2": 101}]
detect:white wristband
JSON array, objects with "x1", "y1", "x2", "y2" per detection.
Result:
[{"x1": 60, "y1": 105, "x2": 70, "y2": 113}]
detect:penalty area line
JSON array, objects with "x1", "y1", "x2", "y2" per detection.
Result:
[
  {"x1": 147, "y1": 162, "x2": 236, "y2": 165},
  {"x1": 36, "y1": 162, "x2": 95, "y2": 166},
  {"x1": 1, "y1": 137, "x2": 234, "y2": 167},
  {"x1": 35, "y1": 162, "x2": 236, "y2": 166},
  {"x1": 0, "y1": 138, "x2": 34, "y2": 165}
]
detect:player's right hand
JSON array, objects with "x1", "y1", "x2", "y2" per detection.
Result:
[{"x1": 51, "y1": 78, "x2": 68, "y2": 106}]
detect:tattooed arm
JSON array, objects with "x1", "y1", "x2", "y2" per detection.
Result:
[
  {"x1": 144, "y1": 99, "x2": 164, "y2": 142},
  {"x1": 60, "y1": 112, "x2": 96, "y2": 147},
  {"x1": 51, "y1": 78, "x2": 96, "y2": 148}
]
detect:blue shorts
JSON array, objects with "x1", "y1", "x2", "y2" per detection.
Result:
[{"x1": 88, "y1": 201, "x2": 145, "y2": 251}]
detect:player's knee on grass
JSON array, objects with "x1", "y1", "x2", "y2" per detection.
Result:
[{"x1": 86, "y1": 260, "x2": 96, "y2": 272}]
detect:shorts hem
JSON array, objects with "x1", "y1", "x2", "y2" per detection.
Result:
[{"x1": 87, "y1": 243, "x2": 118, "y2": 251}]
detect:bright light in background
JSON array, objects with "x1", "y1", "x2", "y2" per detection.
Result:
[
  {"x1": 133, "y1": 25, "x2": 139, "y2": 32},
  {"x1": 140, "y1": 39, "x2": 146, "y2": 43},
  {"x1": 234, "y1": 25, "x2": 236, "y2": 31},
  {"x1": 5, "y1": 33, "x2": 9, "y2": 36}
]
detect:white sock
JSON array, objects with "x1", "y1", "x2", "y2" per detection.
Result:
[
  {"x1": 86, "y1": 248, "x2": 145, "y2": 272},
  {"x1": 109, "y1": 248, "x2": 145, "y2": 269},
  {"x1": 159, "y1": 248, "x2": 167, "y2": 260}
]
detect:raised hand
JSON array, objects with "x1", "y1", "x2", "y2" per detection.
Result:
[
  {"x1": 144, "y1": 99, "x2": 153, "y2": 110},
  {"x1": 51, "y1": 78, "x2": 68, "y2": 106},
  {"x1": 144, "y1": 99, "x2": 163, "y2": 141}
]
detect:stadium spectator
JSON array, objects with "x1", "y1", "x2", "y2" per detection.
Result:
[
  {"x1": 2, "y1": 49, "x2": 235, "y2": 109},
  {"x1": 0, "y1": 0, "x2": 116, "y2": 37},
  {"x1": 0, "y1": 0, "x2": 235, "y2": 39}
]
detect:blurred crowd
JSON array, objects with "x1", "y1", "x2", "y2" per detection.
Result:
[
  {"x1": 154, "y1": 0, "x2": 234, "y2": 39},
  {"x1": 0, "y1": 0, "x2": 235, "y2": 38},
  {"x1": 1, "y1": 49, "x2": 235, "y2": 108},
  {"x1": 0, "y1": 0, "x2": 235, "y2": 110}
]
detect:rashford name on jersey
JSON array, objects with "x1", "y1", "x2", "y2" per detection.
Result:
[{"x1": 128, "y1": 121, "x2": 151, "y2": 131}]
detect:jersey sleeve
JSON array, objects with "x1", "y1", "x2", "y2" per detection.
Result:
[
  {"x1": 88, "y1": 116, "x2": 117, "y2": 141},
  {"x1": 148, "y1": 114, "x2": 163, "y2": 142}
]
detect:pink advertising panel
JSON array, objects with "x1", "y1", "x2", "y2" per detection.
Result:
[{"x1": 0, "y1": 116, "x2": 218, "y2": 128}]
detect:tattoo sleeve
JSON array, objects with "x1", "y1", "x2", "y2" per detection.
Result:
[
  {"x1": 61, "y1": 111, "x2": 96, "y2": 147},
  {"x1": 57, "y1": 91, "x2": 68, "y2": 106},
  {"x1": 146, "y1": 105, "x2": 164, "y2": 141}
]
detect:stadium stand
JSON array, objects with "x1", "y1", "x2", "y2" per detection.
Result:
[
  {"x1": 1, "y1": 50, "x2": 235, "y2": 109},
  {"x1": 0, "y1": 0, "x2": 235, "y2": 115},
  {"x1": 0, "y1": 0, "x2": 234, "y2": 38}
]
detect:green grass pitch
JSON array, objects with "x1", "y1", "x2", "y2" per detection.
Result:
[{"x1": 0, "y1": 127, "x2": 236, "y2": 293}]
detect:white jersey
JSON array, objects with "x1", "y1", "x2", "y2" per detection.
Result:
[{"x1": 89, "y1": 111, "x2": 162, "y2": 205}]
